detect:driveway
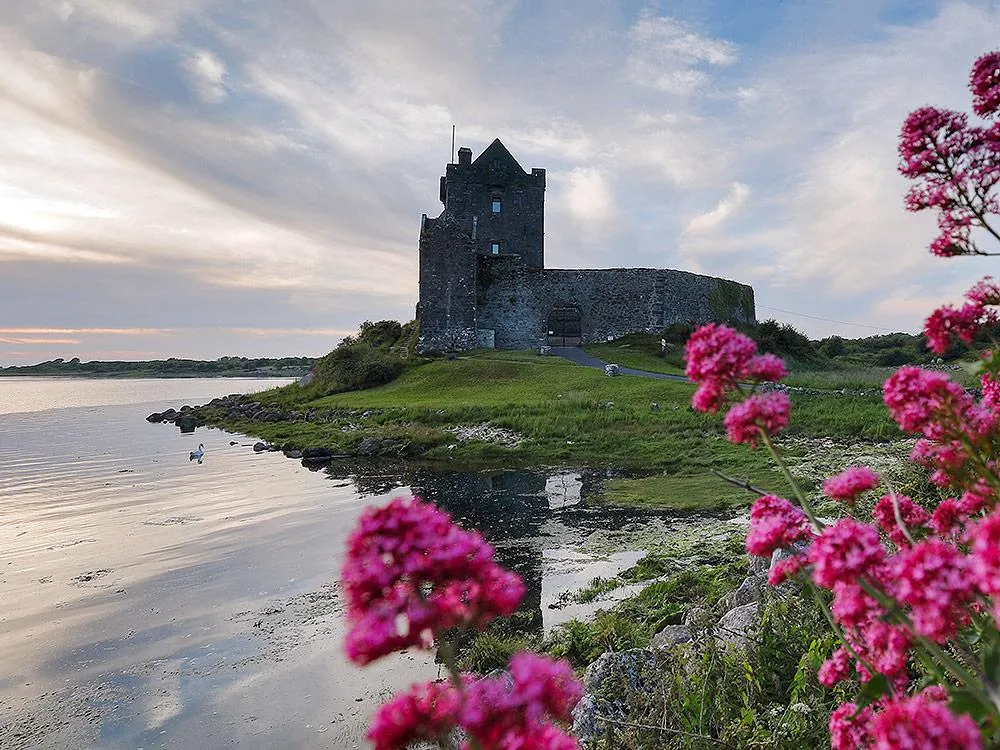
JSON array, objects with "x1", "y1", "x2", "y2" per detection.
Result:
[{"x1": 548, "y1": 347, "x2": 689, "y2": 382}]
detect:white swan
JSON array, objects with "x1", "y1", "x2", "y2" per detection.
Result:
[{"x1": 189, "y1": 443, "x2": 205, "y2": 462}]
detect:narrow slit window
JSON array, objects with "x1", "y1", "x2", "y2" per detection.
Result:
[
  {"x1": 491, "y1": 242, "x2": 500, "y2": 255},
  {"x1": 491, "y1": 198, "x2": 502, "y2": 214}
]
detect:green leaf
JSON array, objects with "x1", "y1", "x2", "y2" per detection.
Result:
[
  {"x1": 985, "y1": 642, "x2": 1000, "y2": 683},
  {"x1": 979, "y1": 349, "x2": 1000, "y2": 378},
  {"x1": 947, "y1": 687, "x2": 991, "y2": 724},
  {"x1": 854, "y1": 674, "x2": 889, "y2": 712}
]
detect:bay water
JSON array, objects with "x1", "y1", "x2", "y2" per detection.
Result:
[{"x1": 0, "y1": 378, "x2": 647, "y2": 749}]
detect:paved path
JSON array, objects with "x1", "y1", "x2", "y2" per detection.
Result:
[{"x1": 549, "y1": 347, "x2": 690, "y2": 382}]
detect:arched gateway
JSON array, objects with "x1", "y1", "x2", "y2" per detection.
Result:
[{"x1": 546, "y1": 307, "x2": 581, "y2": 347}]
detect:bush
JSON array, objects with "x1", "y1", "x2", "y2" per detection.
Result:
[
  {"x1": 313, "y1": 344, "x2": 404, "y2": 393},
  {"x1": 874, "y1": 347, "x2": 916, "y2": 367}
]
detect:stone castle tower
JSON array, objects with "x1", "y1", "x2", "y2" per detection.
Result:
[{"x1": 416, "y1": 140, "x2": 756, "y2": 352}]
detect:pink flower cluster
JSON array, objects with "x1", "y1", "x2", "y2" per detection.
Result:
[
  {"x1": 971, "y1": 51, "x2": 1000, "y2": 118},
  {"x1": 684, "y1": 324, "x2": 787, "y2": 413},
  {"x1": 723, "y1": 392, "x2": 791, "y2": 447},
  {"x1": 684, "y1": 324, "x2": 791, "y2": 446},
  {"x1": 342, "y1": 497, "x2": 582, "y2": 749},
  {"x1": 823, "y1": 466, "x2": 880, "y2": 504},
  {"x1": 924, "y1": 276, "x2": 1000, "y2": 355},
  {"x1": 884, "y1": 366, "x2": 999, "y2": 491},
  {"x1": 898, "y1": 52, "x2": 1000, "y2": 259},
  {"x1": 831, "y1": 690, "x2": 982, "y2": 750},
  {"x1": 745, "y1": 494, "x2": 813, "y2": 559},
  {"x1": 367, "y1": 653, "x2": 582, "y2": 750},
  {"x1": 871, "y1": 494, "x2": 929, "y2": 547},
  {"x1": 341, "y1": 496, "x2": 525, "y2": 665}
]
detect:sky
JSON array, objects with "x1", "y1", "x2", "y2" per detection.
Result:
[{"x1": 1, "y1": 0, "x2": 999, "y2": 365}]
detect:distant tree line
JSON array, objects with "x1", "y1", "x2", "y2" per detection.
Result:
[
  {"x1": 0, "y1": 356, "x2": 317, "y2": 378},
  {"x1": 659, "y1": 318, "x2": 997, "y2": 369}
]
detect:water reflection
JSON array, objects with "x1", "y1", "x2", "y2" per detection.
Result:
[{"x1": 319, "y1": 461, "x2": 658, "y2": 638}]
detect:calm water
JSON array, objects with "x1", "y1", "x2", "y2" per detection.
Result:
[{"x1": 0, "y1": 378, "x2": 654, "y2": 749}]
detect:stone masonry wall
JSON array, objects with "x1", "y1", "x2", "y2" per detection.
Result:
[
  {"x1": 416, "y1": 213, "x2": 479, "y2": 352},
  {"x1": 475, "y1": 259, "x2": 755, "y2": 350}
]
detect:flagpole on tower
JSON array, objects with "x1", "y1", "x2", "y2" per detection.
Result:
[{"x1": 451, "y1": 124, "x2": 456, "y2": 164}]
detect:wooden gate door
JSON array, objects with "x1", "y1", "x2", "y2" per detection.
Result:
[{"x1": 546, "y1": 308, "x2": 581, "y2": 346}]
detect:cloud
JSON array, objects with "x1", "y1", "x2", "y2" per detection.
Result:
[
  {"x1": 627, "y1": 12, "x2": 736, "y2": 95},
  {"x1": 560, "y1": 167, "x2": 619, "y2": 230},
  {"x1": 183, "y1": 50, "x2": 228, "y2": 103},
  {"x1": 685, "y1": 182, "x2": 749, "y2": 234},
  {"x1": 1, "y1": 0, "x2": 1000, "y2": 364},
  {"x1": 675, "y1": 2, "x2": 1000, "y2": 336}
]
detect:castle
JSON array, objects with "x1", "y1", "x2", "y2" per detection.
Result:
[{"x1": 416, "y1": 139, "x2": 756, "y2": 352}]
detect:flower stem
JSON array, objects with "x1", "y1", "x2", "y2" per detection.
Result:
[{"x1": 760, "y1": 430, "x2": 825, "y2": 531}]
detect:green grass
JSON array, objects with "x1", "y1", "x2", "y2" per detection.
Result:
[
  {"x1": 199, "y1": 350, "x2": 899, "y2": 477},
  {"x1": 597, "y1": 471, "x2": 793, "y2": 512}
]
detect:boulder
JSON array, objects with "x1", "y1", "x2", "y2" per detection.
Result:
[
  {"x1": 683, "y1": 606, "x2": 712, "y2": 630},
  {"x1": 283, "y1": 449, "x2": 303, "y2": 459},
  {"x1": 573, "y1": 649, "x2": 660, "y2": 745},
  {"x1": 718, "y1": 573, "x2": 767, "y2": 611},
  {"x1": 651, "y1": 624, "x2": 692, "y2": 650},
  {"x1": 356, "y1": 437, "x2": 383, "y2": 456},
  {"x1": 715, "y1": 602, "x2": 759, "y2": 651},
  {"x1": 146, "y1": 412, "x2": 164, "y2": 423},
  {"x1": 252, "y1": 442, "x2": 268, "y2": 452},
  {"x1": 302, "y1": 447, "x2": 335, "y2": 460},
  {"x1": 747, "y1": 553, "x2": 770, "y2": 576}
]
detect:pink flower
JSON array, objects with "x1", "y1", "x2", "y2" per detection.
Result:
[
  {"x1": 810, "y1": 518, "x2": 886, "y2": 589},
  {"x1": 959, "y1": 482, "x2": 997, "y2": 514},
  {"x1": 983, "y1": 372, "x2": 1000, "y2": 411},
  {"x1": 818, "y1": 647, "x2": 853, "y2": 687},
  {"x1": 367, "y1": 680, "x2": 462, "y2": 750},
  {"x1": 460, "y1": 654, "x2": 582, "y2": 749},
  {"x1": 971, "y1": 51, "x2": 1000, "y2": 118},
  {"x1": 691, "y1": 380, "x2": 726, "y2": 413},
  {"x1": 971, "y1": 510, "x2": 1000, "y2": 601},
  {"x1": 924, "y1": 302, "x2": 986, "y2": 354},
  {"x1": 723, "y1": 391, "x2": 790, "y2": 447},
  {"x1": 823, "y1": 467, "x2": 880, "y2": 504},
  {"x1": 898, "y1": 103, "x2": 999, "y2": 257},
  {"x1": 341, "y1": 496, "x2": 525, "y2": 665},
  {"x1": 892, "y1": 539, "x2": 974, "y2": 642},
  {"x1": 830, "y1": 702, "x2": 873, "y2": 750},
  {"x1": 744, "y1": 353, "x2": 787, "y2": 382},
  {"x1": 684, "y1": 324, "x2": 757, "y2": 387},
  {"x1": 883, "y1": 366, "x2": 972, "y2": 438},
  {"x1": 870, "y1": 693, "x2": 982, "y2": 749},
  {"x1": 684, "y1": 324, "x2": 790, "y2": 414},
  {"x1": 898, "y1": 107, "x2": 972, "y2": 179},
  {"x1": 768, "y1": 553, "x2": 806, "y2": 586},
  {"x1": 930, "y1": 499, "x2": 966, "y2": 537},
  {"x1": 872, "y1": 495, "x2": 930, "y2": 547},
  {"x1": 966, "y1": 275, "x2": 1000, "y2": 306},
  {"x1": 746, "y1": 495, "x2": 813, "y2": 558},
  {"x1": 858, "y1": 620, "x2": 911, "y2": 678},
  {"x1": 831, "y1": 580, "x2": 884, "y2": 630}
]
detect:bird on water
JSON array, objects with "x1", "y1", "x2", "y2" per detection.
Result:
[{"x1": 189, "y1": 444, "x2": 205, "y2": 462}]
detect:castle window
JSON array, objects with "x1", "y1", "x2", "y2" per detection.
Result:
[
  {"x1": 490, "y1": 242, "x2": 500, "y2": 255},
  {"x1": 491, "y1": 198, "x2": 502, "y2": 214}
]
